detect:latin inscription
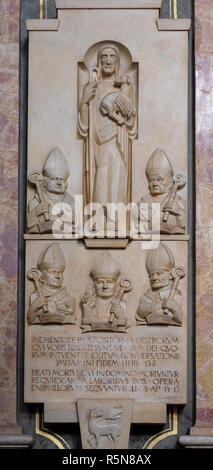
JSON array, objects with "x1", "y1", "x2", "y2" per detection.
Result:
[{"x1": 30, "y1": 335, "x2": 183, "y2": 398}]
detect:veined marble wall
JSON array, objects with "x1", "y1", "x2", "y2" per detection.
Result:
[
  {"x1": 0, "y1": 0, "x2": 21, "y2": 435},
  {"x1": 193, "y1": 0, "x2": 213, "y2": 435}
]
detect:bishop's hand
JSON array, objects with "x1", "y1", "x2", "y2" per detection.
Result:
[
  {"x1": 109, "y1": 303, "x2": 124, "y2": 320},
  {"x1": 82, "y1": 81, "x2": 98, "y2": 105},
  {"x1": 35, "y1": 202, "x2": 50, "y2": 217},
  {"x1": 162, "y1": 298, "x2": 183, "y2": 325},
  {"x1": 163, "y1": 201, "x2": 180, "y2": 216}
]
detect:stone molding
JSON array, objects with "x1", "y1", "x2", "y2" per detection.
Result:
[
  {"x1": 157, "y1": 19, "x2": 191, "y2": 30},
  {"x1": 0, "y1": 435, "x2": 34, "y2": 448},
  {"x1": 26, "y1": 19, "x2": 60, "y2": 31},
  {"x1": 56, "y1": 0, "x2": 163, "y2": 9}
]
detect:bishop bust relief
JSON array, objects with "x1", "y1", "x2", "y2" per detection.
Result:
[
  {"x1": 27, "y1": 148, "x2": 77, "y2": 234},
  {"x1": 78, "y1": 42, "x2": 137, "y2": 219},
  {"x1": 81, "y1": 252, "x2": 132, "y2": 333},
  {"x1": 27, "y1": 243, "x2": 76, "y2": 325},
  {"x1": 136, "y1": 243, "x2": 185, "y2": 326},
  {"x1": 134, "y1": 148, "x2": 186, "y2": 235}
]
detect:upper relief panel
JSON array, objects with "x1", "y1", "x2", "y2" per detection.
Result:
[{"x1": 26, "y1": 3, "x2": 190, "y2": 239}]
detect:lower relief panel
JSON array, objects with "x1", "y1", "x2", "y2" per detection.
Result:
[{"x1": 24, "y1": 240, "x2": 188, "y2": 411}]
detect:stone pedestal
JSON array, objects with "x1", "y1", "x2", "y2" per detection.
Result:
[{"x1": 77, "y1": 399, "x2": 133, "y2": 449}]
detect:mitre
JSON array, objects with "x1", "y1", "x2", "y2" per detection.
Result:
[
  {"x1": 146, "y1": 243, "x2": 175, "y2": 273},
  {"x1": 145, "y1": 148, "x2": 173, "y2": 178},
  {"x1": 42, "y1": 148, "x2": 70, "y2": 179},
  {"x1": 90, "y1": 252, "x2": 120, "y2": 280},
  {"x1": 38, "y1": 243, "x2": 66, "y2": 271}
]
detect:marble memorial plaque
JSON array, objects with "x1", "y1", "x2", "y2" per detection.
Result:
[{"x1": 24, "y1": 1, "x2": 191, "y2": 435}]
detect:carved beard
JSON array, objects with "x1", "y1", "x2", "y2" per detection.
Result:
[
  {"x1": 97, "y1": 46, "x2": 120, "y2": 81},
  {"x1": 101, "y1": 64, "x2": 117, "y2": 78}
]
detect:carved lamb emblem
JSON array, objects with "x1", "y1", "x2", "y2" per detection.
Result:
[{"x1": 87, "y1": 407, "x2": 123, "y2": 449}]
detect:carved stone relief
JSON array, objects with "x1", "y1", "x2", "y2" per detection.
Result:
[
  {"x1": 136, "y1": 242, "x2": 185, "y2": 326},
  {"x1": 27, "y1": 148, "x2": 78, "y2": 234},
  {"x1": 27, "y1": 243, "x2": 76, "y2": 325},
  {"x1": 87, "y1": 406, "x2": 122, "y2": 448},
  {"x1": 25, "y1": 240, "x2": 187, "y2": 407},
  {"x1": 26, "y1": 8, "x2": 189, "y2": 241},
  {"x1": 133, "y1": 148, "x2": 186, "y2": 235},
  {"x1": 78, "y1": 41, "x2": 138, "y2": 229},
  {"x1": 24, "y1": 2, "x2": 191, "y2": 440},
  {"x1": 81, "y1": 252, "x2": 132, "y2": 332},
  {"x1": 77, "y1": 399, "x2": 132, "y2": 449}
]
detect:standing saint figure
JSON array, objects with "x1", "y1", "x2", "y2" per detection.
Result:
[{"x1": 78, "y1": 43, "x2": 137, "y2": 219}]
